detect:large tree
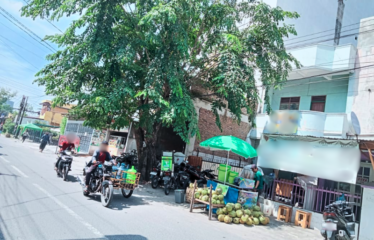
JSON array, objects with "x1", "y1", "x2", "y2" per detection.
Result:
[
  {"x1": 23, "y1": 0, "x2": 300, "y2": 178},
  {"x1": 0, "y1": 88, "x2": 16, "y2": 116}
]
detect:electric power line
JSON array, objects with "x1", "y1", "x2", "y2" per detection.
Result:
[
  {"x1": 0, "y1": 6, "x2": 56, "y2": 52},
  {"x1": 0, "y1": 33, "x2": 46, "y2": 60},
  {"x1": 0, "y1": 38, "x2": 39, "y2": 70}
]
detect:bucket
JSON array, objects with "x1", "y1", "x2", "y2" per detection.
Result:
[
  {"x1": 228, "y1": 171, "x2": 239, "y2": 184},
  {"x1": 175, "y1": 189, "x2": 185, "y2": 203},
  {"x1": 217, "y1": 164, "x2": 231, "y2": 182}
]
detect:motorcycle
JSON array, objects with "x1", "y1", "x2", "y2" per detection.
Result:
[
  {"x1": 81, "y1": 161, "x2": 115, "y2": 207},
  {"x1": 321, "y1": 200, "x2": 356, "y2": 240},
  {"x1": 56, "y1": 149, "x2": 73, "y2": 181},
  {"x1": 163, "y1": 169, "x2": 189, "y2": 195},
  {"x1": 150, "y1": 162, "x2": 164, "y2": 189},
  {"x1": 181, "y1": 162, "x2": 216, "y2": 187}
]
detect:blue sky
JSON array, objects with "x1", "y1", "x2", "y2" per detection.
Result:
[{"x1": 0, "y1": 0, "x2": 75, "y2": 113}]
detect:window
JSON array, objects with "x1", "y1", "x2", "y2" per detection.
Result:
[
  {"x1": 310, "y1": 96, "x2": 326, "y2": 112},
  {"x1": 280, "y1": 97, "x2": 300, "y2": 110}
]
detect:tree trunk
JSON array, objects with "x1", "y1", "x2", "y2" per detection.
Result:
[{"x1": 134, "y1": 123, "x2": 162, "y2": 181}]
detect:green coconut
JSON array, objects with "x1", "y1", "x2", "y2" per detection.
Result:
[
  {"x1": 236, "y1": 210, "x2": 243, "y2": 218},
  {"x1": 226, "y1": 205, "x2": 233, "y2": 212},
  {"x1": 218, "y1": 195, "x2": 224, "y2": 201},
  {"x1": 253, "y1": 206, "x2": 261, "y2": 212},
  {"x1": 197, "y1": 188, "x2": 203, "y2": 193},
  {"x1": 244, "y1": 209, "x2": 252, "y2": 216},
  {"x1": 229, "y1": 210, "x2": 237, "y2": 218},
  {"x1": 194, "y1": 192, "x2": 201, "y2": 199},
  {"x1": 216, "y1": 208, "x2": 222, "y2": 215},
  {"x1": 218, "y1": 214, "x2": 225, "y2": 222},
  {"x1": 253, "y1": 211, "x2": 261, "y2": 218},
  {"x1": 189, "y1": 183, "x2": 194, "y2": 188},
  {"x1": 222, "y1": 207, "x2": 228, "y2": 214},
  {"x1": 260, "y1": 216, "x2": 270, "y2": 225},
  {"x1": 212, "y1": 200, "x2": 217, "y2": 204},
  {"x1": 202, "y1": 195, "x2": 209, "y2": 202},
  {"x1": 233, "y1": 218, "x2": 240, "y2": 224},
  {"x1": 253, "y1": 217, "x2": 260, "y2": 225},
  {"x1": 224, "y1": 215, "x2": 232, "y2": 224},
  {"x1": 212, "y1": 190, "x2": 217, "y2": 196},
  {"x1": 202, "y1": 190, "x2": 208, "y2": 196},
  {"x1": 241, "y1": 214, "x2": 249, "y2": 223},
  {"x1": 234, "y1": 203, "x2": 242, "y2": 210},
  {"x1": 246, "y1": 218, "x2": 253, "y2": 225},
  {"x1": 212, "y1": 195, "x2": 218, "y2": 200},
  {"x1": 216, "y1": 187, "x2": 223, "y2": 194}
]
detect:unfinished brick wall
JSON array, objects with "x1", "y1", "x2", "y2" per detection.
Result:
[{"x1": 194, "y1": 108, "x2": 251, "y2": 160}]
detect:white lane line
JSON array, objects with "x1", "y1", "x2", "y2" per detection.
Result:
[
  {"x1": 0, "y1": 156, "x2": 9, "y2": 163},
  {"x1": 11, "y1": 165, "x2": 29, "y2": 178},
  {"x1": 33, "y1": 184, "x2": 105, "y2": 239}
]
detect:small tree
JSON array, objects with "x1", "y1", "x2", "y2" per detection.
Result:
[
  {"x1": 3, "y1": 119, "x2": 16, "y2": 135},
  {"x1": 0, "y1": 88, "x2": 16, "y2": 116},
  {"x1": 60, "y1": 117, "x2": 67, "y2": 135}
]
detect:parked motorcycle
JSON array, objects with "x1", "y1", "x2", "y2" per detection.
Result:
[
  {"x1": 163, "y1": 169, "x2": 189, "y2": 195},
  {"x1": 56, "y1": 149, "x2": 73, "y2": 181},
  {"x1": 81, "y1": 161, "x2": 115, "y2": 207},
  {"x1": 150, "y1": 162, "x2": 164, "y2": 189},
  {"x1": 180, "y1": 162, "x2": 216, "y2": 187},
  {"x1": 321, "y1": 200, "x2": 356, "y2": 240}
]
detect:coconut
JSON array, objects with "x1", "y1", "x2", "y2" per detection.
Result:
[
  {"x1": 236, "y1": 210, "x2": 243, "y2": 218},
  {"x1": 199, "y1": 195, "x2": 203, "y2": 200},
  {"x1": 222, "y1": 207, "x2": 228, "y2": 214},
  {"x1": 218, "y1": 214, "x2": 225, "y2": 222},
  {"x1": 234, "y1": 203, "x2": 242, "y2": 210},
  {"x1": 224, "y1": 215, "x2": 232, "y2": 224},
  {"x1": 239, "y1": 219, "x2": 245, "y2": 224},
  {"x1": 252, "y1": 211, "x2": 261, "y2": 218},
  {"x1": 226, "y1": 205, "x2": 233, "y2": 212},
  {"x1": 260, "y1": 216, "x2": 270, "y2": 225},
  {"x1": 202, "y1": 195, "x2": 209, "y2": 202},
  {"x1": 212, "y1": 195, "x2": 218, "y2": 200},
  {"x1": 197, "y1": 188, "x2": 203, "y2": 193},
  {"x1": 241, "y1": 214, "x2": 249, "y2": 223},
  {"x1": 242, "y1": 205, "x2": 248, "y2": 210},
  {"x1": 233, "y1": 218, "x2": 240, "y2": 224},
  {"x1": 253, "y1": 206, "x2": 261, "y2": 212},
  {"x1": 202, "y1": 190, "x2": 208, "y2": 196},
  {"x1": 216, "y1": 208, "x2": 222, "y2": 215},
  {"x1": 244, "y1": 209, "x2": 251, "y2": 216},
  {"x1": 216, "y1": 187, "x2": 223, "y2": 194},
  {"x1": 246, "y1": 218, "x2": 253, "y2": 225},
  {"x1": 212, "y1": 200, "x2": 217, "y2": 204},
  {"x1": 212, "y1": 190, "x2": 217, "y2": 196},
  {"x1": 252, "y1": 217, "x2": 260, "y2": 225},
  {"x1": 194, "y1": 192, "x2": 201, "y2": 199},
  {"x1": 189, "y1": 183, "x2": 194, "y2": 188},
  {"x1": 218, "y1": 195, "x2": 224, "y2": 201},
  {"x1": 229, "y1": 210, "x2": 236, "y2": 218}
]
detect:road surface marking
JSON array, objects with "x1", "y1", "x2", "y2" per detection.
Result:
[
  {"x1": 0, "y1": 156, "x2": 9, "y2": 163},
  {"x1": 33, "y1": 184, "x2": 105, "y2": 239},
  {"x1": 11, "y1": 165, "x2": 29, "y2": 178}
]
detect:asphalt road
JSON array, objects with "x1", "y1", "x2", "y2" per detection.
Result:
[{"x1": 0, "y1": 136, "x2": 322, "y2": 240}]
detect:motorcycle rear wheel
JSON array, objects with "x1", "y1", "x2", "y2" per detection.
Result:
[
  {"x1": 151, "y1": 178, "x2": 159, "y2": 189},
  {"x1": 63, "y1": 167, "x2": 68, "y2": 181},
  {"x1": 121, "y1": 189, "x2": 133, "y2": 198},
  {"x1": 164, "y1": 183, "x2": 171, "y2": 195},
  {"x1": 101, "y1": 185, "x2": 114, "y2": 207}
]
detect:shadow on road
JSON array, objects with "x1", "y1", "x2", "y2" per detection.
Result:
[{"x1": 84, "y1": 193, "x2": 150, "y2": 210}]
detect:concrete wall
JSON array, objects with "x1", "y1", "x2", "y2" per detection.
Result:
[{"x1": 269, "y1": 76, "x2": 349, "y2": 113}]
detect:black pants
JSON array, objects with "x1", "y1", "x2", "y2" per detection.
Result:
[
  {"x1": 22, "y1": 136, "x2": 27, "y2": 142},
  {"x1": 55, "y1": 155, "x2": 72, "y2": 169},
  {"x1": 85, "y1": 165, "x2": 97, "y2": 186}
]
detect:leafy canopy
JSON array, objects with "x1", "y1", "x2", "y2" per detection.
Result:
[
  {"x1": 0, "y1": 88, "x2": 16, "y2": 115},
  {"x1": 22, "y1": 0, "x2": 299, "y2": 141}
]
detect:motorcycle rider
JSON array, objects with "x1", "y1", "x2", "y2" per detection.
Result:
[
  {"x1": 55, "y1": 133, "x2": 75, "y2": 171},
  {"x1": 84, "y1": 141, "x2": 114, "y2": 193}
]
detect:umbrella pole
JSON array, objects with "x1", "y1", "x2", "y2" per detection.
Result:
[{"x1": 224, "y1": 151, "x2": 230, "y2": 185}]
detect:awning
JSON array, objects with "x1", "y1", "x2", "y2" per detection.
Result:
[{"x1": 257, "y1": 134, "x2": 360, "y2": 184}]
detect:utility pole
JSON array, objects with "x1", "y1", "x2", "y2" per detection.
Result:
[
  {"x1": 14, "y1": 96, "x2": 26, "y2": 136},
  {"x1": 334, "y1": 0, "x2": 346, "y2": 45},
  {"x1": 17, "y1": 96, "x2": 29, "y2": 137}
]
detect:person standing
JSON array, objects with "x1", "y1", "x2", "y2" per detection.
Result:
[
  {"x1": 22, "y1": 130, "x2": 29, "y2": 143},
  {"x1": 39, "y1": 132, "x2": 50, "y2": 152},
  {"x1": 0, "y1": 124, "x2": 3, "y2": 137},
  {"x1": 251, "y1": 165, "x2": 264, "y2": 207}
]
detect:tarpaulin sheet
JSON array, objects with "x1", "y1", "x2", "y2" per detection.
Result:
[{"x1": 207, "y1": 180, "x2": 239, "y2": 213}]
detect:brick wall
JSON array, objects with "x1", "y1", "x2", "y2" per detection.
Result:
[{"x1": 194, "y1": 108, "x2": 251, "y2": 160}]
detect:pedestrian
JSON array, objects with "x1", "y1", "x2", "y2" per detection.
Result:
[
  {"x1": 251, "y1": 165, "x2": 264, "y2": 207},
  {"x1": 22, "y1": 130, "x2": 29, "y2": 143},
  {"x1": 39, "y1": 132, "x2": 50, "y2": 153},
  {"x1": 0, "y1": 124, "x2": 3, "y2": 137}
]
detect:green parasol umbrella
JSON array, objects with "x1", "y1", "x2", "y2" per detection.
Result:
[{"x1": 199, "y1": 135, "x2": 257, "y2": 184}]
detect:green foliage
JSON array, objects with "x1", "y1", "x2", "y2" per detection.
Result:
[
  {"x1": 22, "y1": 0, "x2": 299, "y2": 139},
  {"x1": 60, "y1": 117, "x2": 67, "y2": 135},
  {"x1": 0, "y1": 88, "x2": 16, "y2": 115},
  {"x1": 3, "y1": 119, "x2": 15, "y2": 134}
]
